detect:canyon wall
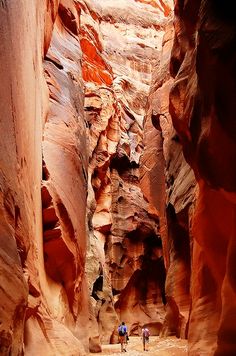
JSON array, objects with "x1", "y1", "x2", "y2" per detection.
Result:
[
  {"x1": 1, "y1": 0, "x2": 235, "y2": 355},
  {"x1": 0, "y1": 1, "x2": 48, "y2": 354},
  {"x1": 80, "y1": 0, "x2": 173, "y2": 341},
  {"x1": 142, "y1": 17, "x2": 196, "y2": 341},
  {"x1": 169, "y1": 0, "x2": 236, "y2": 355},
  {"x1": 144, "y1": 2, "x2": 236, "y2": 354},
  {"x1": 0, "y1": 0, "x2": 173, "y2": 354},
  {"x1": 0, "y1": 1, "x2": 89, "y2": 355},
  {"x1": 41, "y1": 1, "x2": 89, "y2": 354}
]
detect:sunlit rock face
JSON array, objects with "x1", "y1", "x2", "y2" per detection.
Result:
[
  {"x1": 0, "y1": 1, "x2": 88, "y2": 355},
  {"x1": 170, "y1": 0, "x2": 236, "y2": 354},
  {"x1": 142, "y1": 17, "x2": 196, "y2": 340},
  {"x1": 0, "y1": 0, "x2": 174, "y2": 353},
  {"x1": 0, "y1": 0, "x2": 172, "y2": 353},
  {"x1": 0, "y1": 1, "x2": 48, "y2": 354},
  {"x1": 5, "y1": 0, "x2": 232, "y2": 354},
  {"x1": 41, "y1": 1, "x2": 89, "y2": 354},
  {"x1": 78, "y1": 0, "x2": 173, "y2": 342}
]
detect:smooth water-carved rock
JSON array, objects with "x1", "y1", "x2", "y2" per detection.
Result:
[
  {"x1": 0, "y1": 0, "x2": 174, "y2": 352},
  {"x1": 0, "y1": 0, "x2": 88, "y2": 354},
  {"x1": 5, "y1": 0, "x2": 236, "y2": 355},
  {"x1": 142, "y1": 15, "x2": 195, "y2": 339},
  {"x1": 80, "y1": 0, "x2": 173, "y2": 340},
  {"x1": 0, "y1": 1, "x2": 49, "y2": 354},
  {"x1": 41, "y1": 0, "x2": 89, "y2": 353},
  {"x1": 170, "y1": 0, "x2": 236, "y2": 354}
]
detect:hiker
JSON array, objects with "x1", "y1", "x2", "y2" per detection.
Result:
[
  {"x1": 125, "y1": 331, "x2": 129, "y2": 345},
  {"x1": 141, "y1": 327, "x2": 150, "y2": 351},
  {"x1": 118, "y1": 321, "x2": 128, "y2": 352}
]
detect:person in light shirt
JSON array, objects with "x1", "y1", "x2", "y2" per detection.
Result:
[{"x1": 141, "y1": 327, "x2": 150, "y2": 351}]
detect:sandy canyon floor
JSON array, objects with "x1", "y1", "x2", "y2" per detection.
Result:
[{"x1": 90, "y1": 336, "x2": 188, "y2": 355}]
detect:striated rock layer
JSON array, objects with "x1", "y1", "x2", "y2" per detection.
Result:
[
  {"x1": 0, "y1": 1, "x2": 88, "y2": 355},
  {"x1": 79, "y1": 0, "x2": 174, "y2": 343},
  {"x1": 0, "y1": 0, "x2": 173, "y2": 354},
  {"x1": 143, "y1": 15, "x2": 198, "y2": 340},
  {"x1": 40, "y1": 1, "x2": 89, "y2": 354},
  {"x1": 0, "y1": 1, "x2": 48, "y2": 354},
  {"x1": 2, "y1": 0, "x2": 236, "y2": 355},
  {"x1": 169, "y1": 0, "x2": 236, "y2": 355}
]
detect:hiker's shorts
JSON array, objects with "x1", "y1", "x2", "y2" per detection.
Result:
[{"x1": 119, "y1": 335, "x2": 125, "y2": 343}]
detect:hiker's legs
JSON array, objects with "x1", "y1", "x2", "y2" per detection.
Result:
[
  {"x1": 123, "y1": 337, "x2": 126, "y2": 351},
  {"x1": 120, "y1": 336, "x2": 125, "y2": 352},
  {"x1": 143, "y1": 337, "x2": 146, "y2": 351},
  {"x1": 146, "y1": 337, "x2": 149, "y2": 351}
]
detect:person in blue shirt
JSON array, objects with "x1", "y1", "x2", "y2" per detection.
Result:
[{"x1": 118, "y1": 321, "x2": 128, "y2": 352}]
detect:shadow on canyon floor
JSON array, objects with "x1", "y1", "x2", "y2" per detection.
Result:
[{"x1": 90, "y1": 336, "x2": 187, "y2": 355}]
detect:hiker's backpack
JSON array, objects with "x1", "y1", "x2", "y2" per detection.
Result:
[{"x1": 118, "y1": 325, "x2": 125, "y2": 336}]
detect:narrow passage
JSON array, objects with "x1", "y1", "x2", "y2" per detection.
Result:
[{"x1": 90, "y1": 337, "x2": 187, "y2": 355}]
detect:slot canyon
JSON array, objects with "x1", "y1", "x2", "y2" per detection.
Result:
[{"x1": 0, "y1": 0, "x2": 235, "y2": 355}]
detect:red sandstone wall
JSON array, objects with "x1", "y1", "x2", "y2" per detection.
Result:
[
  {"x1": 142, "y1": 17, "x2": 196, "y2": 340},
  {"x1": 0, "y1": 1, "x2": 49, "y2": 354},
  {"x1": 0, "y1": 0, "x2": 173, "y2": 353},
  {"x1": 170, "y1": 0, "x2": 236, "y2": 354},
  {"x1": 40, "y1": 0, "x2": 90, "y2": 353},
  {"x1": 0, "y1": 1, "x2": 88, "y2": 354},
  {"x1": 5, "y1": 0, "x2": 233, "y2": 354},
  {"x1": 79, "y1": 0, "x2": 173, "y2": 342}
]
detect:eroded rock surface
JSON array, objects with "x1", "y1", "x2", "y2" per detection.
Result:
[
  {"x1": 79, "y1": 0, "x2": 173, "y2": 342},
  {"x1": 0, "y1": 1, "x2": 88, "y2": 355},
  {"x1": 141, "y1": 15, "x2": 196, "y2": 340},
  {"x1": 169, "y1": 0, "x2": 236, "y2": 354},
  {"x1": 0, "y1": 1, "x2": 47, "y2": 354},
  {"x1": 40, "y1": 1, "x2": 89, "y2": 354},
  {"x1": 1, "y1": 0, "x2": 173, "y2": 353},
  {"x1": 2, "y1": 0, "x2": 235, "y2": 355}
]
